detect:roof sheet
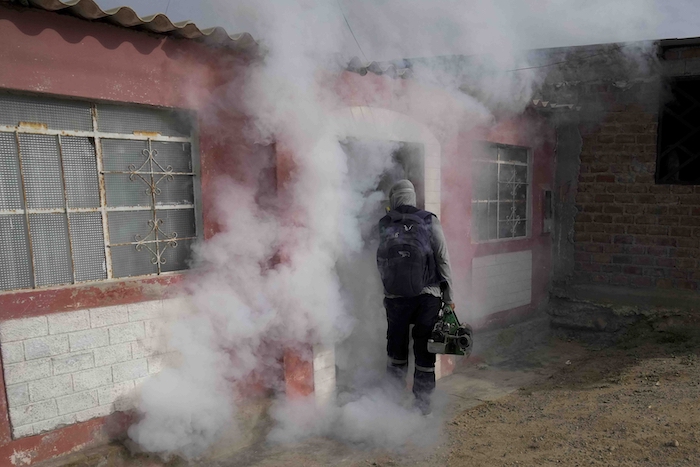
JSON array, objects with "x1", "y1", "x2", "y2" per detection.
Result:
[{"x1": 9, "y1": 0, "x2": 258, "y2": 50}]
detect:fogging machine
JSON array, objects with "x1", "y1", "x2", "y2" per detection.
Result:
[{"x1": 427, "y1": 303, "x2": 473, "y2": 356}]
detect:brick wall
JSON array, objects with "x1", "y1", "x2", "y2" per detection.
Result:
[
  {"x1": 0, "y1": 300, "x2": 179, "y2": 438},
  {"x1": 573, "y1": 106, "x2": 700, "y2": 290}
]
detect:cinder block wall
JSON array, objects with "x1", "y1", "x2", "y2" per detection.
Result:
[
  {"x1": 573, "y1": 104, "x2": 700, "y2": 290},
  {"x1": 0, "y1": 300, "x2": 178, "y2": 438}
]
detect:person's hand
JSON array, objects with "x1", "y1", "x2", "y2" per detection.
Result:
[{"x1": 447, "y1": 302, "x2": 456, "y2": 311}]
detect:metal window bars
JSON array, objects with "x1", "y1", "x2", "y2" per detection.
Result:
[
  {"x1": 0, "y1": 93, "x2": 196, "y2": 291},
  {"x1": 471, "y1": 144, "x2": 530, "y2": 242}
]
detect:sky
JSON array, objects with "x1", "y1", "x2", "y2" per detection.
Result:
[{"x1": 92, "y1": 0, "x2": 700, "y2": 62}]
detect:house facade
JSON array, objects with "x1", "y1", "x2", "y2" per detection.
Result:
[{"x1": 0, "y1": 1, "x2": 559, "y2": 463}]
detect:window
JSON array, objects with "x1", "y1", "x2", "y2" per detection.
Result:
[
  {"x1": 656, "y1": 78, "x2": 700, "y2": 184},
  {"x1": 471, "y1": 143, "x2": 530, "y2": 241},
  {"x1": 0, "y1": 93, "x2": 198, "y2": 292}
]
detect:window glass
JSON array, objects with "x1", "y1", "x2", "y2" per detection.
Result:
[
  {"x1": 471, "y1": 143, "x2": 530, "y2": 241},
  {"x1": 0, "y1": 93, "x2": 198, "y2": 291}
]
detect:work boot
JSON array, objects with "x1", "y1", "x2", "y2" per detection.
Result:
[{"x1": 414, "y1": 395, "x2": 432, "y2": 416}]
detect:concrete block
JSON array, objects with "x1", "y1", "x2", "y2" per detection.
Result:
[
  {"x1": 132, "y1": 338, "x2": 165, "y2": 359},
  {"x1": 128, "y1": 301, "x2": 163, "y2": 322},
  {"x1": 0, "y1": 316, "x2": 48, "y2": 342},
  {"x1": 28, "y1": 374, "x2": 73, "y2": 402},
  {"x1": 9, "y1": 400, "x2": 58, "y2": 426},
  {"x1": 147, "y1": 353, "x2": 179, "y2": 374},
  {"x1": 109, "y1": 322, "x2": 145, "y2": 344},
  {"x1": 56, "y1": 390, "x2": 98, "y2": 415},
  {"x1": 425, "y1": 191, "x2": 440, "y2": 205},
  {"x1": 97, "y1": 381, "x2": 135, "y2": 407},
  {"x1": 33, "y1": 414, "x2": 76, "y2": 434},
  {"x1": 94, "y1": 343, "x2": 132, "y2": 367},
  {"x1": 24, "y1": 335, "x2": 69, "y2": 360},
  {"x1": 425, "y1": 177, "x2": 441, "y2": 194},
  {"x1": 312, "y1": 344, "x2": 335, "y2": 371},
  {"x1": 89, "y1": 305, "x2": 129, "y2": 328},
  {"x1": 162, "y1": 297, "x2": 187, "y2": 315},
  {"x1": 425, "y1": 167, "x2": 440, "y2": 181},
  {"x1": 72, "y1": 366, "x2": 113, "y2": 392},
  {"x1": 144, "y1": 319, "x2": 168, "y2": 338},
  {"x1": 5, "y1": 359, "x2": 52, "y2": 385},
  {"x1": 68, "y1": 328, "x2": 109, "y2": 352},
  {"x1": 48, "y1": 310, "x2": 89, "y2": 335},
  {"x1": 75, "y1": 404, "x2": 112, "y2": 423},
  {"x1": 134, "y1": 376, "x2": 149, "y2": 388},
  {"x1": 113, "y1": 358, "x2": 148, "y2": 383},
  {"x1": 52, "y1": 351, "x2": 94, "y2": 375},
  {"x1": 1, "y1": 341, "x2": 24, "y2": 364},
  {"x1": 12, "y1": 424, "x2": 34, "y2": 438},
  {"x1": 6, "y1": 384, "x2": 29, "y2": 407}
]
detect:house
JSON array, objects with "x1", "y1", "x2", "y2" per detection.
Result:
[{"x1": 0, "y1": 0, "x2": 563, "y2": 463}]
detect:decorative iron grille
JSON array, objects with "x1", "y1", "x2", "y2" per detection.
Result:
[
  {"x1": 0, "y1": 93, "x2": 197, "y2": 291},
  {"x1": 656, "y1": 78, "x2": 700, "y2": 184},
  {"x1": 471, "y1": 143, "x2": 530, "y2": 242}
]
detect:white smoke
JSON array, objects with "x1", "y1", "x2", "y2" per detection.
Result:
[{"x1": 126, "y1": 0, "x2": 662, "y2": 460}]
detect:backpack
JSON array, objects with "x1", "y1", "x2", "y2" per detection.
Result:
[{"x1": 377, "y1": 208, "x2": 437, "y2": 297}]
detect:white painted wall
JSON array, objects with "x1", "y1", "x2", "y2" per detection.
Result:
[
  {"x1": 0, "y1": 299, "x2": 181, "y2": 438},
  {"x1": 472, "y1": 250, "x2": 533, "y2": 314}
]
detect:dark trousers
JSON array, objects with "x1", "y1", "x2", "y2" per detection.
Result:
[{"x1": 384, "y1": 294, "x2": 441, "y2": 403}]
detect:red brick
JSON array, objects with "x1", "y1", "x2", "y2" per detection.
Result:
[
  {"x1": 591, "y1": 233, "x2": 612, "y2": 243},
  {"x1": 649, "y1": 185, "x2": 671, "y2": 194},
  {"x1": 670, "y1": 226, "x2": 693, "y2": 237},
  {"x1": 584, "y1": 244, "x2": 604, "y2": 253},
  {"x1": 648, "y1": 246, "x2": 669, "y2": 256},
  {"x1": 634, "y1": 255, "x2": 654, "y2": 266},
  {"x1": 631, "y1": 276, "x2": 653, "y2": 287},
  {"x1": 601, "y1": 264, "x2": 622, "y2": 273},
  {"x1": 627, "y1": 185, "x2": 648, "y2": 194},
  {"x1": 657, "y1": 258, "x2": 675, "y2": 268},
  {"x1": 656, "y1": 278, "x2": 674, "y2": 288},
  {"x1": 656, "y1": 195, "x2": 681, "y2": 204},
  {"x1": 596, "y1": 174, "x2": 616, "y2": 183},
  {"x1": 636, "y1": 194, "x2": 656, "y2": 204},
  {"x1": 623, "y1": 266, "x2": 643, "y2": 275},
  {"x1": 674, "y1": 280, "x2": 698, "y2": 290},
  {"x1": 625, "y1": 205, "x2": 644, "y2": 214},
  {"x1": 615, "y1": 194, "x2": 636, "y2": 203},
  {"x1": 672, "y1": 249, "x2": 696, "y2": 259},
  {"x1": 658, "y1": 216, "x2": 680, "y2": 225},
  {"x1": 671, "y1": 186, "x2": 694, "y2": 194},
  {"x1": 579, "y1": 174, "x2": 596, "y2": 183},
  {"x1": 636, "y1": 135, "x2": 654, "y2": 145},
  {"x1": 679, "y1": 195, "x2": 700, "y2": 205},
  {"x1": 588, "y1": 224, "x2": 606, "y2": 232},
  {"x1": 635, "y1": 175, "x2": 654, "y2": 184},
  {"x1": 678, "y1": 238, "x2": 698, "y2": 248},
  {"x1": 576, "y1": 213, "x2": 593, "y2": 223},
  {"x1": 603, "y1": 205, "x2": 624, "y2": 214},
  {"x1": 615, "y1": 135, "x2": 636, "y2": 144},
  {"x1": 692, "y1": 208, "x2": 700, "y2": 216},
  {"x1": 613, "y1": 255, "x2": 635, "y2": 264},
  {"x1": 579, "y1": 262, "x2": 602, "y2": 272},
  {"x1": 597, "y1": 135, "x2": 615, "y2": 143},
  {"x1": 670, "y1": 269, "x2": 687, "y2": 279},
  {"x1": 654, "y1": 237, "x2": 678, "y2": 247},
  {"x1": 574, "y1": 252, "x2": 591, "y2": 262},
  {"x1": 582, "y1": 204, "x2": 604, "y2": 213},
  {"x1": 625, "y1": 245, "x2": 646, "y2": 255},
  {"x1": 644, "y1": 268, "x2": 667, "y2": 278},
  {"x1": 675, "y1": 258, "x2": 697, "y2": 269},
  {"x1": 595, "y1": 194, "x2": 615, "y2": 203},
  {"x1": 603, "y1": 244, "x2": 624, "y2": 254},
  {"x1": 646, "y1": 205, "x2": 668, "y2": 216},
  {"x1": 669, "y1": 206, "x2": 690, "y2": 216},
  {"x1": 604, "y1": 225, "x2": 626, "y2": 234},
  {"x1": 592, "y1": 253, "x2": 612, "y2": 263},
  {"x1": 682, "y1": 216, "x2": 700, "y2": 227},
  {"x1": 575, "y1": 232, "x2": 591, "y2": 242},
  {"x1": 606, "y1": 184, "x2": 627, "y2": 193},
  {"x1": 626, "y1": 225, "x2": 646, "y2": 235},
  {"x1": 611, "y1": 275, "x2": 630, "y2": 285},
  {"x1": 635, "y1": 215, "x2": 657, "y2": 225},
  {"x1": 593, "y1": 214, "x2": 613, "y2": 224},
  {"x1": 621, "y1": 124, "x2": 645, "y2": 133},
  {"x1": 614, "y1": 215, "x2": 635, "y2": 224},
  {"x1": 591, "y1": 274, "x2": 609, "y2": 283},
  {"x1": 613, "y1": 234, "x2": 634, "y2": 244},
  {"x1": 590, "y1": 164, "x2": 610, "y2": 173},
  {"x1": 646, "y1": 226, "x2": 669, "y2": 236}
]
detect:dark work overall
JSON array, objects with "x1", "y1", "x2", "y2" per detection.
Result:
[{"x1": 384, "y1": 293, "x2": 441, "y2": 410}]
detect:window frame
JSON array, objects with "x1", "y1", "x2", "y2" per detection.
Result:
[
  {"x1": 470, "y1": 142, "x2": 532, "y2": 244},
  {"x1": 0, "y1": 91, "x2": 202, "y2": 292}
]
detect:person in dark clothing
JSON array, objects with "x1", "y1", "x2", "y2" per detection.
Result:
[{"x1": 378, "y1": 179, "x2": 455, "y2": 415}]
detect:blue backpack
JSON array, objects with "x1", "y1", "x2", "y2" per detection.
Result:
[{"x1": 377, "y1": 208, "x2": 437, "y2": 297}]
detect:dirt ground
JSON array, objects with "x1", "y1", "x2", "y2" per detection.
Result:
[{"x1": 44, "y1": 314, "x2": 700, "y2": 467}]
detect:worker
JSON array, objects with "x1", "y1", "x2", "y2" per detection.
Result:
[{"x1": 376, "y1": 179, "x2": 454, "y2": 415}]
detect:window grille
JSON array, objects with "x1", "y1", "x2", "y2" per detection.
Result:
[
  {"x1": 471, "y1": 143, "x2": 530, "y2": 242},
  {"x1": 656, "y1": 78, "x2": 700, "y2": 184},
  {"x1": 0, "y1": 93, "x2": 198, "y2": 292}
]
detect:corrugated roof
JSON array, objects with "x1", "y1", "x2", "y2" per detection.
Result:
[{"x1": 6, "y1": 0, "x2": 258, "y2": 50}]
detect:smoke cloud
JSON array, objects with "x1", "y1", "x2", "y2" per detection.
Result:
[{"x1": 125, "y1": 0, "x2": 663, "y2": 460}]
